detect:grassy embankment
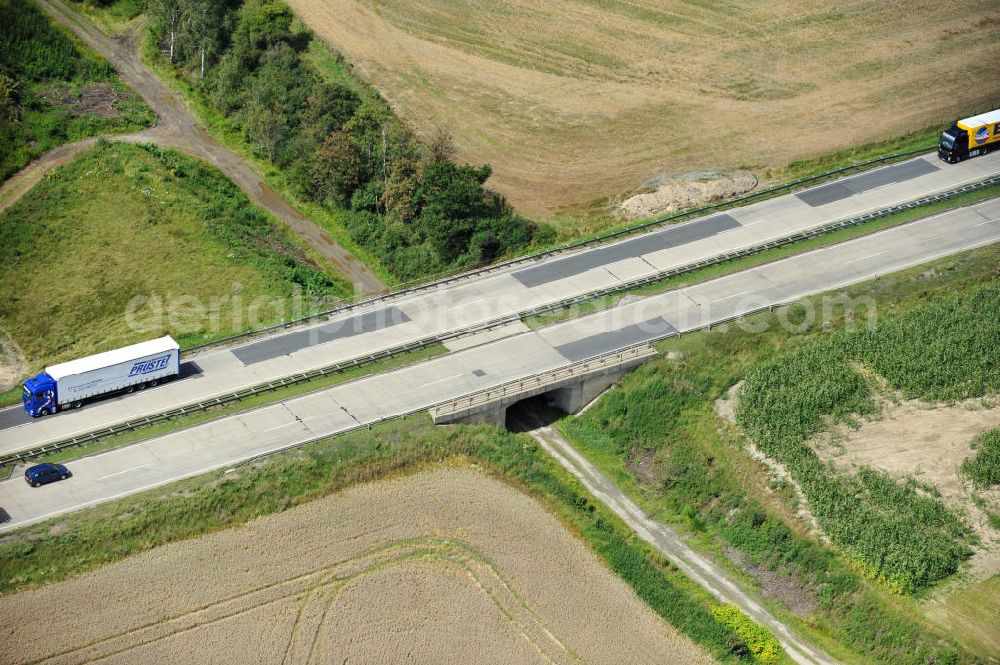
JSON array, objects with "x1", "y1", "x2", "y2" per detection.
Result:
[
  {"x1": 0, "y1": 0, "x2": 153, "y2": 184},
  {"x1": 558, "y1": 244, "x2": 1000, "y2": 663},
  {"x1": 0, "y1": 415, "x2": 786, "y2": 663},
  {"x1": 0, "y1": 140, "x2": 351, "y2": 374}
]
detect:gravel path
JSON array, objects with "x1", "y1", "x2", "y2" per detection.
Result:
[
  {"x1": 2, "y1": 0, "x2": 385, "y2": 294},
  {"x1": 507, "y1": 403, "x2": 839, "y2": 665}
]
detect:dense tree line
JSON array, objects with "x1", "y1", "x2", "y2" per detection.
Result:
[{"x1": 147, "y1": 0, "x2": 552, "y2": 281}]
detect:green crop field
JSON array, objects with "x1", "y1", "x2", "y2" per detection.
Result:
[
  {"x1": 0, "y1": 140, "x2": 350, "y2": 372},
  {"x1": 961, "y1": 428, "x2": 1000, "y2": 490},
  {"x1": 737, "y1": 284, "x2": 998, "y2": 592},
  {"x1": 0, "y1": 0, "x2": 153, "y2": 182},
  {"x1": 559, "y1": 243, "x2": 1000, "y2": 664}
]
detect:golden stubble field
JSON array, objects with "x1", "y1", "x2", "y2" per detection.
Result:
[
  {"x1": 0, "y1": 468, "x2": 715, "y2": 665},
  {"x1": 288, "y1": 0, "x2": 1000, "y2": 220}
]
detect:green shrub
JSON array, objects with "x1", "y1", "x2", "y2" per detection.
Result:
[
  {"x1": 961, "y1": 428, "x2": 1000, "y2": 489},
  {"x1": 711, "y1": 605, "x2": 783, "y2": 664}
]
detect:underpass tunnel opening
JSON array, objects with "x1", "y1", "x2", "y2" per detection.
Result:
[{"x1": 505, "y1": 395, "x2": 568, "y2": 433}]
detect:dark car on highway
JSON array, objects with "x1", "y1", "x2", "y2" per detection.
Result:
[{"x1": 24, "y1": 463, "x2": 70, "y2": 487}]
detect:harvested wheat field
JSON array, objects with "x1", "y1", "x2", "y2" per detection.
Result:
[
  {"x1": 0, "y1": 468, "x2": 714, "y2": 665},
  {"x1": 288, "y1": 0, "x2": 1000, "y2": 219}
]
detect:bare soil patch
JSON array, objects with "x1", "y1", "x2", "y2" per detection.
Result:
[
  {"x1": 620, "y1": 171, "x2": 758, "y2": 219},
  {"x1": 0, "y1": 326, "x2": 28, "y2": 391},
  {"x1": 814, "y1": 397, "x2": 1000, "y2": 580},
  {"x1": 723, "y1": 546, "x2": 818, "y2": 618},
  {"x1": 288, "y1": 0, "x2": 1000, "y2": 219},
  {"x1": 0, "y1": 468, "x2": 714, "y2": 665},
  {"x1": 38, "y1": 82, "x2": 121, "y2": 117}
]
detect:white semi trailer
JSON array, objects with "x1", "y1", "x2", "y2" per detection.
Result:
[{"x1": 21, "y1": 336, "x2": 180, "y2": 417}]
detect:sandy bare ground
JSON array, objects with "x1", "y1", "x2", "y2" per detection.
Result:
[
  {"x1": 0, "y1": 468, "x2": 714, "y2": 665},
  {"x1": 0, "y1": 326, "x2": 28, "y2": 392},
  {"x1": 620, "y1": 171, "x2": 758, "y2": 219},
  {"x1": 287, "y1": 0, "x2": 1000, "y2": 219},
  {"x1": 9, "y1": 0, "x2": 384, "y2": 294},
  {"x1": 814, "y1": 396, "x2": 1000, "y2": 580}
]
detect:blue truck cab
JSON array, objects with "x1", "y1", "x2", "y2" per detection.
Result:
[
  {"x1": 22, "y1": 373, "x2": 58, "y2": 417},
  {"x1": 21, "y1": 336, "x2": 180, "y2": 418}
]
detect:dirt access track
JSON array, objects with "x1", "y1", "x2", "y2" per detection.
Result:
[
  {"x1": 0, "y1": 468, "x2": 715, "y2": 665},
  {"x1": 288, "y1": 0, "x2": 1000, "y2": 219},
  {"x1": 10, "y1": 0, "x2": 384, "y2": 294}
]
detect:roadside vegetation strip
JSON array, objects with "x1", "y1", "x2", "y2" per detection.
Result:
[
  {"x1": 0, "y1": 416, "x2": 768, "y2": 663},
  {"x1": 559, "y1": 245, "x2": 1000, "y2": 664},
  {"x1": 0, "y1": 0, "x2": 154, "y2": 183}
]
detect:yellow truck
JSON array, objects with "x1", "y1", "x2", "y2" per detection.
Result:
[{"x1": 939, "y1": 108, "x2": 1000, "y2": 163}]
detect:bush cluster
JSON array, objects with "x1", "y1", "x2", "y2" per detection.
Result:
[{"x1": 710, "y1": 605, "x2": 782, "y2": 664}]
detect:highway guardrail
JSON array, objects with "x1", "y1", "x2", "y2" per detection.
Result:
[
  {"x1": 182, "y1": 145, "x2": 941, "y2": 358},
  {"x1": 233, "y1": 295, "x2": 805, "y2": 468},
  {"x1": 2, "y1": 173, "x2": 996, "y2": 467},
  {"x1": 430, "y1": 344, "x2": 658, "y2": 421}
]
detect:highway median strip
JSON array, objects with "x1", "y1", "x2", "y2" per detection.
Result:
[
  {"x1": 525, "y1": 179, "x2": 1000, "y2": 329},
  {"x1": 4, "y1": 177, "x2": 998, "y2": 470}
]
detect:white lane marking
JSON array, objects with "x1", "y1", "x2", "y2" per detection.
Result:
[
  {"x1": 846, "y1": 251, "x2": 884, "y2": 263},
  {"x1": 421, "y1": 373, "x2": 465, "y2": 388},
  {"x1": 264, "y1": 420, "x2": 305, "y2": 433},
  {"x1": 96, "y1": 464, "x2": 148, "y2": 481},
  {"x1": 451, "y1": 296, "x2": 490, "y2": 307},
  {"x1": 708, "y1": 290, "x2": 751, "y2": 303},
  {"x1": 974, "y1": 217, "x2": 1000, "y2": 227}
]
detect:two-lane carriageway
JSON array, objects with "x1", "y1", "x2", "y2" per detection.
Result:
[{"x1": 1, "y1": 151, "x2": 998, "y2": 455}]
